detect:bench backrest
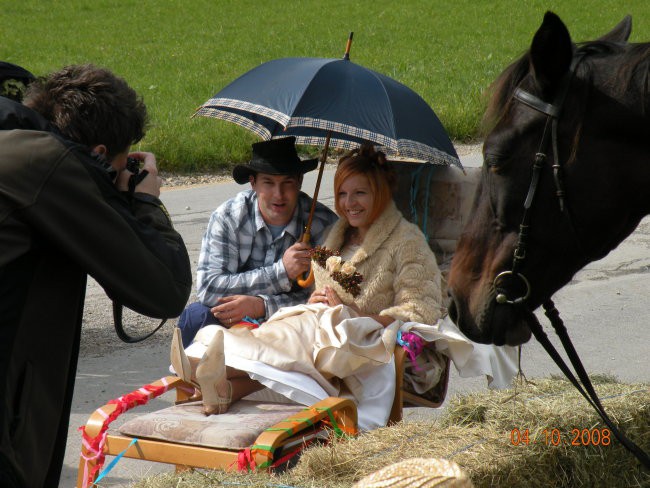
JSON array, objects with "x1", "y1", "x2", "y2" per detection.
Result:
[{"x1": 390, "y1": 162, "x2": 481, "y2": 276}]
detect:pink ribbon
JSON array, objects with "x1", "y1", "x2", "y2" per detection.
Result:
[
  {"x1": 79, "y1": 377, "x2": 174, "y2": 488},
  {"x1": 399, "y1": 332, "x2": 426, "y2": 371}
]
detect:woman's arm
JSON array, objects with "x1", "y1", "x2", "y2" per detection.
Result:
[{"x1": 379, "y1": 232, "x2": 444, "y2": 324}]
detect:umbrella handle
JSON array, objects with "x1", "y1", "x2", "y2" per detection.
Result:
[
  {"x1": 297, "y1": 268, "x2": 314, "y2": 287},
  {"x1": 297, "y1": 231, "x2": 314, "y2": 287},
  {"x1": 297, "y1": 221, "x2": 316, "y2": 288},
  {"x1": 297, "y1": 132, "x2": 331, "y2": 288}
]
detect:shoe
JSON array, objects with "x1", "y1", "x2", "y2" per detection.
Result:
[
  {"x1": 195, "y1": 328, "x2": 232, "y2": 415},
  {"x1": 170, "y1": 327, "x2": 192, "y2": 382}
]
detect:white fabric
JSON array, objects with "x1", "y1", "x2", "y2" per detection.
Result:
[
  {"x1": 402, "y1": 316, "x2": 519, "y2": 389},
  {"x1": 182, "y1": 309, "x2": 519, "y2": 431}
]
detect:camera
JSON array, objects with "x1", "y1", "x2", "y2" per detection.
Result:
[
  {"x1": 126, "y1": 156, "x2": 141, "y2": 175},
  {"x1": 125, "y1": 157, "x2": 148, "y2": 193}
]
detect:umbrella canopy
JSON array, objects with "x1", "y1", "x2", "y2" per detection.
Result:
[{"x1": 195, "y1": 57, "x2": 460, "y2": 168}]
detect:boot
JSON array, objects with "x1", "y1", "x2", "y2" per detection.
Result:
[{"x1": 195, "y1": 328, "x2": 232, "y2": 415}]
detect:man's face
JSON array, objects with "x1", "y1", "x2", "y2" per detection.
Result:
[
  {"x1": 250, "y1": 173, "x2": 302, "y2": 226},
  {"x1": 109, "y1": 148, "x2": 130, "y2": 171}
]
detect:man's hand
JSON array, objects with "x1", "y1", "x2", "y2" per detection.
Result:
[
  {"x1": 211, "y1": 295, "x2": 265, "y2": 327},
  {"x1": 115, "y1": 151, "x2": 162, "y2": 197},
  {"x1": 282, "y1": 240, "x2": 312, "y2": 280}
]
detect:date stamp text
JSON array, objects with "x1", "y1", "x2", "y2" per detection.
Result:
[{"x1": 510, "y1": 428, "x2": 611, "y2": 447}]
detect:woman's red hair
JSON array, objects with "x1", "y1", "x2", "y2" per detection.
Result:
[{"x1": 334, "y1": 143, "x2": 396, "y2": 224}]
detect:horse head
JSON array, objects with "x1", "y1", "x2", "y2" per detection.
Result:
[{"x1": 447, "y1": 12, "x2": 650, "y2": 346}]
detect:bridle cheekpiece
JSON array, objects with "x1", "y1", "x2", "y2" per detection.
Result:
[{"x1": 493, "y1": 54, "x2": 584, "y2": 306}]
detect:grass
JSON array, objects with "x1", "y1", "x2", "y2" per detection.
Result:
[
  {"x1": 2, "y1": 1, "x2": 649, "y2": 172},
  {"x1": 130, "y1": 376, "x2": 650, "y2": 488}
]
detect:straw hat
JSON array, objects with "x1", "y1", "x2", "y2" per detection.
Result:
[{"x1": 353, "y1": 457, "x2": 473, "y2": 488}]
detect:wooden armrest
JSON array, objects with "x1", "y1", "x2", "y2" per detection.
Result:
[{"x1": 81, "y1": 376, "x2": 194, "y2": 439}]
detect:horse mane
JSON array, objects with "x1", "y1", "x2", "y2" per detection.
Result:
[
  {"x1": 481, "y1": 52, "x2": 530, "y2": 134},
  {"x1": 482, "y1": 39, "x2": 650, "y2": 134}
]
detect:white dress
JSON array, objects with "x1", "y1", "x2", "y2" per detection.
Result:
[{"x1": 184, "y1": 306, "x2": 519, "y2": 431}]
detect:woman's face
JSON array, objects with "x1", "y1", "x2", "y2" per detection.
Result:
[{"x1": 337, "y1": 173, "x2": 375, "y2": 232}]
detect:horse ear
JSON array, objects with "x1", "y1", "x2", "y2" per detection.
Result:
[
  {"x1": 529, "y1": 11, "x2": 573, "y2": 94},
  {"x1": 597, "y1": 15, "x2": 632, "y2": 43}
]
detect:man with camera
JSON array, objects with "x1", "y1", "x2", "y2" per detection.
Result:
[
  {"x1": 0, "y1": 64, "x2": 192, "y2": 487},
  {"x1": 176, "y1": 136, "x2": 337, "y2": 347}
]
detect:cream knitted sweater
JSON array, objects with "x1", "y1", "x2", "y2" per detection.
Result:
[{"x1": 313, "y1": 201, "x2": 444, "y2": 324}]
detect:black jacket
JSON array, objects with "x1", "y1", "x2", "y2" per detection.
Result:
[{"x1": 0, "y1": 97, "x2": 191, "y2": 487}]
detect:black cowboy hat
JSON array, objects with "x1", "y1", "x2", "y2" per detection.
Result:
[{"x1": 232, "y1": 136, "x2": 318, "y2": 184}]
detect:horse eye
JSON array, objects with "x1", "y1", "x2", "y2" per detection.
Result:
[{"x1": 484, "y1": 154, "x2": 501, "y2": 169}]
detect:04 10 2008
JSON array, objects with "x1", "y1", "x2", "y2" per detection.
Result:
[{"x1": 510, "y1": 427, "x2": 612, "y2": 446}]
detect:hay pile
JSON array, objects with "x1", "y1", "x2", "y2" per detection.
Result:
[{"x1": 133, "y1": 376, "x2": 649, "y2": 488}]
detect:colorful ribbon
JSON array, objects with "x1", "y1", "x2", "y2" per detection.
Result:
[
  {"x1": 79, "y1": 378, "x2": 175, "y2": 488},
  {"x1": 235, "y1": 405, "x2": 357, "y2": 472},
  {"x1": 93, "y1": 438, "x2": 138, "y2": 484},
  {"x1": 234, "y1": 316, "x2": 263, "y2": 329},
  {"x1": 397, "y1": 330, "x2": 426, "y2": 371}
]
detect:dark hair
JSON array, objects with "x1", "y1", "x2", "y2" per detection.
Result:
[
  {"x1": 334, "y1": 143, "x2": 396, "y2": 223},
  {"x1": 23, "y1": 64, "x2": 147, "y2": 160}
]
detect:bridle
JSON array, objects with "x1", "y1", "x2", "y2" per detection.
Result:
[
  {"x1": 493, "y1": 52, "x2": 650, "y2": 469},
  {"x1": 493, "y1": 54, "x2": 584, "y2": 307}
]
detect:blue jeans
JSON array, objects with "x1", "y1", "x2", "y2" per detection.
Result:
[{"x1": 176, "y1": 302, "x2": 220, "y2": 347}]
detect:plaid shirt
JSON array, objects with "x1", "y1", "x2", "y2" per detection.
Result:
[{"x1": 197, "y1": 189, "x2": 337, "y2": 318}]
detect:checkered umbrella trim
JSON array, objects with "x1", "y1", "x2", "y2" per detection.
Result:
[
  {"x1": 199, "y1": 98, "x2": 291, "y2": 126},
  {"x1": 288, "y1": 134, "x2": 459, "y2": 167},
  {"x1": 196, "y1": 99, "x2": 461, "y2": 168},
  {"x1": 195, "y1": 106, "x2": 273, "y2": 141}
]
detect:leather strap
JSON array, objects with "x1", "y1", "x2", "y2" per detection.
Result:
[
  {"x1": 535, "y1": 300, "x2": 650, "y2": 468},
  {"x1": 112, "y1": 302, "x2": 167, "y2": 343}
]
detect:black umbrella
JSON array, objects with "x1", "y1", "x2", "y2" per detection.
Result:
[
  {"x1": 196, "y1": 34, "x2": 460, "y2": 285},
  {"x1": 196, "y1": 37, "x2": 459, "y2": 168}
]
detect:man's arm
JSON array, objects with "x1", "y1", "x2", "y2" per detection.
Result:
[
  {"x1": 196, "y1": 204, "x2": 294, "y2": 307},
  {"x1": 18, "y1": 135, "x2": 191, "y2": 318},
  {"x1": 257, "y1": 288, "x2": 313, "y2": 318}
]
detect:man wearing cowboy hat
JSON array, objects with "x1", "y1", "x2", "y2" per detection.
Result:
[{"x1": 177, "y1": 136, "x2": 337, "y2": 346}]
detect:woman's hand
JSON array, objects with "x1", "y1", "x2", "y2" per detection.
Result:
[
  {"x1": 309, "y1": 286, "x2": 342, "y2": 306},
  {"x1": 323, "y1": 286, "x2": 342, "y2": 306},
  {"x1": 308, "y1": 288, "x2": 329, "y2": 304},
  {"x1": 309, "y1": 286, "x2": 362, "y2": 314}
]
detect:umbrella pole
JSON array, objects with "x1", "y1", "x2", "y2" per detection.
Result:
[{"x1": 297, "y1": 131, "x2": 332, "y2": 288}]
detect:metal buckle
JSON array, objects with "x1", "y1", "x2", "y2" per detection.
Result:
[{"x1": 494, "y1": 270, "x2": 531, "y2": 305}]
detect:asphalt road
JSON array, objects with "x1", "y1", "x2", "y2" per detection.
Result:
[{"x1": 60, "y1": 151, "x2": 650, "y2": 487}]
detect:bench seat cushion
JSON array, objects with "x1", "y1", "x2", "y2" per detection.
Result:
[{"x1": 119, "y1": 400, "x2": 302, "y2": 450}]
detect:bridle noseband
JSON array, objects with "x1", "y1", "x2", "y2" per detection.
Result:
[{"x1": 492, "y1": 53, "x2": 650, "y2": 469}]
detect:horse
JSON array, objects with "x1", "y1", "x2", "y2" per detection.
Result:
[{"x1": 447, "y1": 11, "x2": 650, "y2": 347}]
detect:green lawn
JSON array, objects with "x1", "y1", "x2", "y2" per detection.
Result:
[{"x1": 2, "y1": 0, "x2": 648, "y2": 171}]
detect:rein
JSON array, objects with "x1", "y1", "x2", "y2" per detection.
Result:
[{"x1": 496, "y1": 54, "x2": 650, "y2": 469}]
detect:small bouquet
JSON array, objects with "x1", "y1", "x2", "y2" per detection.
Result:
[{"x1": 310, "y1": 246, "x2": 363, "y2": 297}]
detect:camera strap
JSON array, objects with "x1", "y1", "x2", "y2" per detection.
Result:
[
  {"x1": 112, "y1": 301, "x2": 167, "y2": 343},
  {"x1": 127, "y1": 169, "x2": 149, "y2": 194}
]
